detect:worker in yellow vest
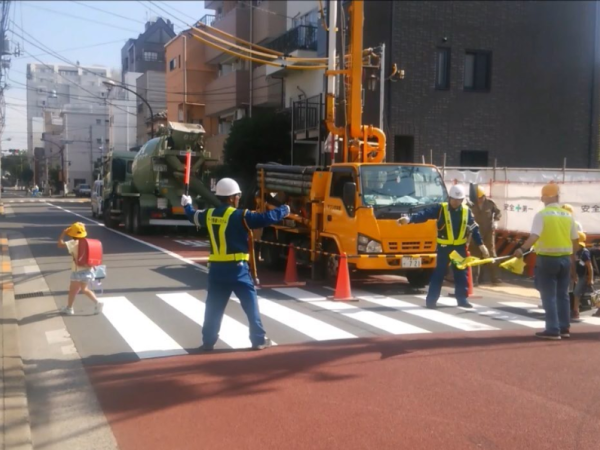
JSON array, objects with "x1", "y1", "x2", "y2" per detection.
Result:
[
  {"x1": 398, "y1": 185, "x2": 489, "y2": 309},
  {"x1": 514, "y1": 184, "x2": 579, "y2": 340},
  {"x1": 182, "y1": 178, "x2": 290, "y2": 351}
]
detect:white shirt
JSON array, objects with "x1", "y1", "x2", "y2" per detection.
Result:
[{"x1": 530, "y1": 203, "x2": 579, "y2": 239}]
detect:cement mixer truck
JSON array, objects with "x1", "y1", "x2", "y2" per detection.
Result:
[{"x1": 102, "y1": 122, "x2": 219, "y2": 234}]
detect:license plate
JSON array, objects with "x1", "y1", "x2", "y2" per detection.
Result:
[
  {"x1": 401, "y1": 256, "x2": 422, "y2": 268},
  {"x1": 178, "y1": 151, "x2": 197, "y2": 156}
]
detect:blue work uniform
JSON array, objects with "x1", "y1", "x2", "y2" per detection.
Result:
[
  {"x1": 184, "y1": 203, "x2": 288, "y2": 348},
  {"x1": 409, "y1": 203, "x2": 483, "y2": 307}
]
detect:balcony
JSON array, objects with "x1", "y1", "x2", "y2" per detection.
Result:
[
  {"x1": 205, "y1": 70, "x2": 250, "y2": 116},
  {"x1": 266, "y1": 25, "x2": 318, "y2": 55},
  {"x1": 291, "y1": 94, "x2": 324, "y2": 141},
  {"x1": 252, "y1": 65, "x2": 282, "y2": 108},
  {"x1": 199, "y1": 14, "x2": 216, "y2": 27},
  {"x1": 205, "y1": 5, "x2": 250, "y2": 63},
  {"x1": 204, "y1": 0, "x2": 222, "y2": 10}
]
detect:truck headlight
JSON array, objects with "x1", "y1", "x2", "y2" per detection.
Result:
[{"x1": 357, "y1": 234, "x2": 383, "y2": 253}]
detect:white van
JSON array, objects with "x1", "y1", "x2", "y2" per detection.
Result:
[{"x1": 91, "y1": 180, "x2": 104, "y2": 218}]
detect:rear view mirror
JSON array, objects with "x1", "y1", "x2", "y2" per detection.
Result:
[{"x1": 343, "y1": 182, "x2": 357, "y2": 216}]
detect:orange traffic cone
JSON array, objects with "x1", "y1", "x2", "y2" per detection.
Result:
[
  {"x1": 465, "y1": 250, "x2": 481, "y2": 299},
  {"x1": 284, "y1": 244, "x2": 305, "y2": 286},
  {"x1": 329, "y1": 253, "x2": 357, "y2": 302}
]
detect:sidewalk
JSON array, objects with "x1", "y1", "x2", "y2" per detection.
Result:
[{"x1": 0, "y1": 233, "x2": 33, "y2": 450}]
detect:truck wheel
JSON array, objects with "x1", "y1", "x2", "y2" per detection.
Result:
[
  {"x1": 124, "y1": 204, "x2": 134, "y2": 233},
  {"x1": 131, "y1": 203, "x2": 145, "y2": 235},
  {"x1": 406, "y1": 269, "x2": 434, "y2": 289},
  {"x1": 261, "y1": 229, "x2": 280, "y2": 269},
  {"x1": 321, "y1": 241, "x2": 340, "y2": 285},
  {"x1": 103, "y1": 202, "x2": 117, "y2": 229}
]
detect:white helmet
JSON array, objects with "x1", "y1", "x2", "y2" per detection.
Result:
[
  {"x1": 448, "y1": 184, "x2": 466, "y2": 200},
  {"x1": 215, "y1": 178, "x2": 242, "y2": 197}
]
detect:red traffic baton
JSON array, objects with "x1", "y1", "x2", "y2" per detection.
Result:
[{"x1": 184, "y1": 150, "x2": 192, "y2": 195}]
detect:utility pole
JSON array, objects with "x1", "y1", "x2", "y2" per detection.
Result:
[
  {"x1": 89, "y1": 125, "x2": 93, "y2": 184},
  {"x1": 379, "y1": 43, "x2": 385, "y2": 132}
]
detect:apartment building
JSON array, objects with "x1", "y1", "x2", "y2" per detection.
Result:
[
  {"x1": 164, "y1": 29, "x2": 218, "y2": 154},
  {"x1": 360, "y1": 1, "x2": 600, "y2": 168}
]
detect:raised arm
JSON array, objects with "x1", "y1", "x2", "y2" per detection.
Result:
[{"x1": 243, "y1": 205, "x2": 291, "y2": 229}]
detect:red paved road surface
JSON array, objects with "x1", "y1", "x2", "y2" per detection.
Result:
[{"x1": 87, "y1": 328, "x2": 600, "y2": 450}]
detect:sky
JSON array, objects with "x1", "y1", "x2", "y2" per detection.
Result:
[{"x1": 3, "y1": 1, "x2": 210, "y2": 150}]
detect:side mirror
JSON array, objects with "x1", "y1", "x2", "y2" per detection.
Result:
[{"x1": 342, "y1": 182, "x2": 357, "y2": 216}]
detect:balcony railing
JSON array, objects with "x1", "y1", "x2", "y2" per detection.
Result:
[
  {"x1": 199, "y1": 14, "x2": 216, "y2": 27},
  {"x1": 266, "y1": 25, "x2": 318, "y2": 55},
  {"x1": 292, "y1": 94, "x2": 324, "y2": 134}
]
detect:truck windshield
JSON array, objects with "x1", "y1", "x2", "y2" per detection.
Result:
[{"x1": 360, "y1": 165, "x2": 447, "y2": 207}]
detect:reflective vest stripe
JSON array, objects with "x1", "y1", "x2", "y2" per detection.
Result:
[
  {"x1": 437, "y1": 203, "x2": 469, "y2": 246},
  {"x1": 206, "y1": 207, "x2": 250, "y2": 262},
  {"x1": 536, "y1": 207, "x2": 574, "y2": 256}
]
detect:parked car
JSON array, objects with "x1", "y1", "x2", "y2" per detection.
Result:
[
  {"x1": 76, "y1": 184, "x2": 91, "y2": 197},
  {"x1": 91, "y1": 180, "x2": 103, "y2": 218}
]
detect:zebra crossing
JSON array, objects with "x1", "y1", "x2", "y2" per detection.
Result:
[{"x1": 68, "y1": 286, "x2": 600, "y2": 362}]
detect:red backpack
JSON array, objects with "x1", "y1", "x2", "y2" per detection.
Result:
[{"x1": 76, "y1": 239, "x2": 103, "y2": 267}]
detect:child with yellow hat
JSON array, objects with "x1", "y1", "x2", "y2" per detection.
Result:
[
  {"x1": 572, "y1": 231, "x2": 593, "y2": 321},
  {"x1": 57, "y1": 222, "x2": 103, "y2": 316}
]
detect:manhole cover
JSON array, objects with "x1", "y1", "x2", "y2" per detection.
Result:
[{"x1": 14, "y1": 291, "x2": 45, "y2": 300}]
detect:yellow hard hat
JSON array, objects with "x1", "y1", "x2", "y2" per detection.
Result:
[
  {"x1": 66, "y1": 222, "x2": 87, "y2": 239},
  {"x1": 578, "y1": 231, "x2": 586, "y2": 247},
  {"x1": 477, "y1": 186, "x2": 485, "y2": 198},
  {"x1": 562, "y1": 204, "x2": 574, "y2": 214},
  {"x1": 541, "y1": 183, "x2": 560, "y2": 197}
]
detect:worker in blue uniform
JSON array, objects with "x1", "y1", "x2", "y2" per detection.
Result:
[
  {"x1": 397, "y1": 185, "x2": 489, "y2": 309},
  {"x1": 181, "y1": 178, "x2": 290, "y2": 351}
]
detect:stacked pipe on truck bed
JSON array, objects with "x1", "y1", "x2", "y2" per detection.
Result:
[{"x1": 257, "y1": 164, "x2": 320, "y2": 196}]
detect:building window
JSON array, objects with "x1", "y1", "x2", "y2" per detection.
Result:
[
  {"x1": 96, "y1": 119, "x2": 102, "y2": 125},
  {"x1": 96, "y1": 138, "x2": 102, "y2": 144},
  {"x1": 464, "y1": 51, "x2": 491, "y2": 92},
  {"x1": 435, "y1": 48, "x2": 450, "y2": 90},
  {"x1": 144, "y1": 51, "x2": 158, "y2": 62},
  {"x1": 460, "y1": 150, "x2": 489, "y2": 167},
  {"x1": 169, "y1": 57, "x2": 178, "y2": 71}
]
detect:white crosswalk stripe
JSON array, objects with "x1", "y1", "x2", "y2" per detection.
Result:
[{"x1": 86, "y1": 288, "x2": 600, "y2": 360}]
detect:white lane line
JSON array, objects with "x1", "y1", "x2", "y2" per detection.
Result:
[
  {"x1": 231, "y1": 294, "x2": 356, "y2": 341},
  {"x1": 47, "y1": 203, "x2": 209, "y2": 273},
  {"x1": 157, "y1": 292, "x2": 270, "y2": 349},
  {"x1": 101, "y1": 296, "x2": 187, "y2": 359},
  {"x1": 500, "y1": 301, "x2": 600, "y2": 326},
  {"x1": 354, "y1": 291, "x2": 499, "y2": 331},
  {"x1": 499, "y1": 301, "x2": 546, "y2": 315},
  {"x1": 275, "y1": 287, "x2": 430, "y2": 335},
  {"x1": 435, "y1": 298, "x2": 545, "y2": 329}
]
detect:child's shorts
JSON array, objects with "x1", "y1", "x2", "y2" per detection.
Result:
[
  {"x1": 574, "y1": 277, "x2": 591, "y2": 297},
  {"x1": 70, "y1": 269, "x2": 95, "y2": 283}
]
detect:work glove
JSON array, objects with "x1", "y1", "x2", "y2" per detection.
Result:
[
  {"x1": 479, "y1": 245, "x2": 490, "y2": 259},
  {"x1": 181, "y1": 195, "x2": 192, "y2": 207},
  {"x1": 397, "y1": 216, "x2": 410, "y2": 225}
]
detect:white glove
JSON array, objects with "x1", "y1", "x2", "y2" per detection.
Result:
[
  {"x1": 397, "y1": 216, "x2": 410, "y2": 225},
  {"x1": 281, "y1": 205, "x2": 291, "y2": 217},
  {"x1": 181, "y1": 195, "x2": 192, "y2": 207},
  {"x1": 492, "y1": 222, "x2": 498, "y2": 230},
  {"x1": 479, "y1": 245, "x2": 490, "y2": 259}
]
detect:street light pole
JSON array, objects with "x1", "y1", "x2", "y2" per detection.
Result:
[{"x1": 103, "y1": 80, "x2": 154, "y2": 139}]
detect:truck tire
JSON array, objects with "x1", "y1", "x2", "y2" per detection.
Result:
[
  {"x1": 124, "y1": 204, "x2": 134, "y2": 233},
  {"x1": 406, "y1": 269, "x2": 434, "y2": 289},
  {"x1": 131, "y1": 203, "x2": 145, "y2": 235},
  {"x1": 103, "y1": 202, "x2": 118, "y2": 229},
  {"x1": 320, "y1": 241, "x2": 340, "y2": 285},
  {"x1": 261, "y1": 228, "x2": 280, "y2": 269}
]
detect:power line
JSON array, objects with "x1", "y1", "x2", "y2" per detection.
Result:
[
  {"x1": 18, "y1": 39, "x2": 126, "y2": 60},
  {"x1": 70, "y1": 1, "x2": 147, "y2": 26},
  {"x1": 21, "y1": 3, "x2": 140, "y2": 34}
]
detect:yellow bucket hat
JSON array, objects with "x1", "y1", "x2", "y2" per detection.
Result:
[{"x1": 66, "y1": 222, "x2": 87, "y2": 239}]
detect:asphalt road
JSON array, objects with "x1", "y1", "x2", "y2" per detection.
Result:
[{"x1": 4, "y1": 197, "x2": 600, "y2": 450}]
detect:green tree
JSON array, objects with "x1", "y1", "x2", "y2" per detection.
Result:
[{"x1": 222, "y1": 111, "x2": 291, "y2": 193}]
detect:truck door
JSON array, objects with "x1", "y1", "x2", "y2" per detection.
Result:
[{"x1": 323, "y1": 167, "x2": 357, "y2": 248}]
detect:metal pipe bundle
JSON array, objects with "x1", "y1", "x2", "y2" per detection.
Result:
[{"x1": 257, "y1": 164, "x2": 318, "y2": 196}]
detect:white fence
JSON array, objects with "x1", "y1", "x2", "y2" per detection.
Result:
[{"x1": 443, "y1": 168, "x2": 600, "y2": 234}]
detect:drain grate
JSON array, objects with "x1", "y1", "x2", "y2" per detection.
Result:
[{"x1": 15, "y1": 291, "x2": 45, "y2": 300}]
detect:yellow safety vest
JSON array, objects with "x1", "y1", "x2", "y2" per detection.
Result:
[
  {"x1": 437, "y1": 203, "x2": 469, "y2": 246},
  {"x1": 535, "y1": 206, "x2": 574, "y2": 256},
  {"x1": 206, "y1": 207, "x2": 250, "y2": 262}
]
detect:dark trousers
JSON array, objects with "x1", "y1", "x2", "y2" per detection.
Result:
[{"x1": 427, "y1": 245, "x2": 469, "y2": 306}]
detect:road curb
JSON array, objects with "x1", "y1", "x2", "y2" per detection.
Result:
[{"x1": 1, "y1": 232, "x2": 33, "y2": 450}]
